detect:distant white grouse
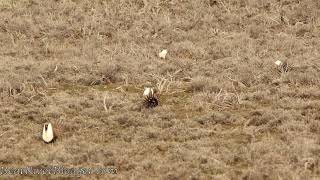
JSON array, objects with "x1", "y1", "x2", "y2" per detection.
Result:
[
  {"x1": 159, "y1": 49, "x2": 168, "y2": 59},
  {"x1": 275, "y1": 60, "x2": 289, "y2": 73}
]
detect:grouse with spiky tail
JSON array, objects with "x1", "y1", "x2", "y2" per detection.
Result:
[{"x1": 143, "y1": 87, "x2": 159, "y2": 108}]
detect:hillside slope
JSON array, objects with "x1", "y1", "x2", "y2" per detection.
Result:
[{"x1": 0, "y1": 0, "x2": 320, "y2": 179}]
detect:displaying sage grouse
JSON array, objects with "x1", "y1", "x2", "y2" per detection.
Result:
[
  {"x1": 143, "y1": 87, "x2": 159, "y2": 108},
  {"x1": 275, "y1": 60, "x2": 289, "y2": 73},
  {"x1": 42, "y1": 123, "x2": 55, "y2": 143}
]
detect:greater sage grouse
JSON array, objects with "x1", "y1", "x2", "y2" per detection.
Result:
[
  {"x1": 275, "y1": 60, "x2": 289, "y2": 73},
  {"x1": 42, "y1": 123, "x2": 55, "y2": 143},
  {"x1": 159, "y1": 49, "x2": 168, "y2": 59},
  {"x1": 143, "y1": 87, "x2": 159, "y2": 108}
]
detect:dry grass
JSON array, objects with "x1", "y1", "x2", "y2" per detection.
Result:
[{"x1": 1, "y1": 0, "x2": 320, "y2": 179}]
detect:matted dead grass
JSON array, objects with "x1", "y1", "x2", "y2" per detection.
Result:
[{"x1": 1, "y1": 0, "x2": 320, "y2": 179}]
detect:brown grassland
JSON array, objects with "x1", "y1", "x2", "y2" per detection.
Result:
[{"x1": 1, "y1": 0, "x2": 320, "y2": 179}]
